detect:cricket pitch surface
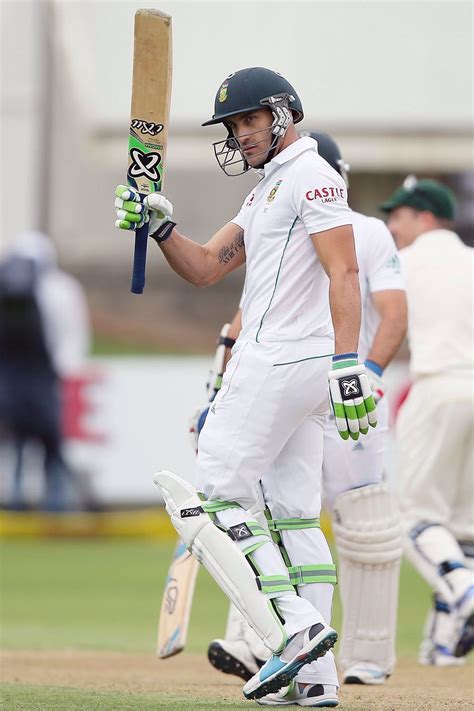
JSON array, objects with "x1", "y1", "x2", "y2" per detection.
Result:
[{"x1": 2, "y1": 651, "x2": 473, "y2": 709}]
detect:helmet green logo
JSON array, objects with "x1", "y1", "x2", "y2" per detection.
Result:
[{"x1": 218, "y1": 83, "x2": 228, "y2": 103}]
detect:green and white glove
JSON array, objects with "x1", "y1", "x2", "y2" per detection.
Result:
[
  {"x1": 328, "y1": 352, "x2": 377, "y2": 440},
  {"x1": 114, "y1": 185, "x2": 176, "y2": 242}
]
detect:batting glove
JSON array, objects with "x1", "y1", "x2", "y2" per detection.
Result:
[
  {"x1": 114, "y1": 186, "x2": 176, "y2": 242},
  {"x1": 328, "y1": 353, "x2": 377, "y2": 440},
  {"x1": 365, "y1": 359, "x2": 386, "y2": 403}
]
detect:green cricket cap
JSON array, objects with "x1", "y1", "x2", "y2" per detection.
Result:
[{"x1": 379, "y1": 177, "x2": 457, "y2": 220}]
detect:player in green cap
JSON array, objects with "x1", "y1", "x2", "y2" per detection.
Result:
[
  {"x1": 380, "y1": 175, "x2": 457, "y2": 248},
  {"x1": 381, "y1": 176, "x2": 474, "y2": 667}
]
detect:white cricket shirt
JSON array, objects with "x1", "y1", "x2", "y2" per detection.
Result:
[
  {"x1": 351, "y1": 211, "x2": 405, "y2": 361},
  {"x1": 232, "y1": 137, "x2": 351, "y2": 344},
  {"x1": 399, "y1": 229, "x2": 474, "y2": 378}
]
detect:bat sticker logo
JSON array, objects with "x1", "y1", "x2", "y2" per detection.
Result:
[
  {"x1": 131, "y1": 120, "x2": 164, "y2": 136},
  {"x1": 164, "y1": 578, "x2": 179, "y2": 614},
  {"x1": 128, "y1": 148, "x2": 162, "y2": 181}
]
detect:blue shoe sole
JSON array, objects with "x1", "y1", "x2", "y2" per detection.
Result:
[{"x1": 243, "y1": 631, "x2": 338, "y2": 700}]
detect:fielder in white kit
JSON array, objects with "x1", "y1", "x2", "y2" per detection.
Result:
[
  {"x1": 381, "y1": 177, "x2": 474, "y2": 667},
  {"x1": 114, "y1": 68, "x2": 377, "y2": 703},
  {"x1": 198, "y1": 134, "x2": 407, "y2": 699}
]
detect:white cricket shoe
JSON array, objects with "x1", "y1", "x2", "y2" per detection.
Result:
[
  {"x1": 343, "y1": 663, "x2": 388, "y2": 685},
  {"x1": 257, "y1": 680, "x2": 339, "y2": 707},
  {"x1": 208, "y1": 638, "x2": 265, "y2": 681},
  {"x1": 243, "y1": 622, "x2": 337, "y2": 701}
]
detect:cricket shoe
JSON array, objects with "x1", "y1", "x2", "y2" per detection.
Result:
[
  {"x1": 256, "y1": 680, "x2": 339, "y2": 707},
  {"x1": 343, "y1": 663, "x2": 388, "y2": 685},
  {"x1": 242, "y1": 623, "x2": 337, "y2": 701},
  {"x1": 207, "y1": 639, "x2": 265, "y2": 681},
  {"x1": 418, "y1": 639, "x2": 466, "y2": 667},
  {"x1": 453, "y1": 585, "x2": 474, "y2": 658}
]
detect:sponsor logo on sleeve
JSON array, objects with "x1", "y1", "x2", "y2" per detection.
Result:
[
  {"x1": 305, "y1": 186, "x2": 345, "y2": 203},
  {"x1": 386, "y1": 254, "x2": 401, "y2": 273},
  {"x1": 246, "y1": 193, "x2": 255, "y2": 207}
]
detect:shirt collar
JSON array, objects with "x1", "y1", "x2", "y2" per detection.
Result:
[{"x1": 262, "y1": 136, "x2": 317, "y2": 176}]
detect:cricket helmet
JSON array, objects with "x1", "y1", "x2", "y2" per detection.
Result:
[
  {"x1": 203, "y1": 67, "x2": 303, "y2": 176},
  {"x1": 202, "y1": 67, "x2": 303, "y2": 126}
]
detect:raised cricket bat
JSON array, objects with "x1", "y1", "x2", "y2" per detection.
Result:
[
  {"x1": 128, "y1": 9, "x2": 172, "y2": 294},
  {"x1": 157, "y1": 538, "x2": 199, "y2": 658}
]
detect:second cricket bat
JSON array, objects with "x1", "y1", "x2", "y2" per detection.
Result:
[
  {"x1": 128, "y1": 9, "x2": 172, "y2": 294},
  {"x1": 157, "y1": 538, "x2": 200, "y2": 658}
]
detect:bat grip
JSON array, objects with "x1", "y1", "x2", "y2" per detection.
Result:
[{"x1": 130, "y1": 209, "x2": 149, "y2": 294}]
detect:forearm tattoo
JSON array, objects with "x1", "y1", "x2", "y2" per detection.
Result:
[{"x1": 218, "y1": 230, "x2": 245, "y2": 264}]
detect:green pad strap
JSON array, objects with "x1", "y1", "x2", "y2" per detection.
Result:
[
  {"x1": 268, "y1": 517, "x2": 321, "y2": 531},
  {"x1": 257, "y1": 574, "x2": 295, "y2": 596},
  {"x1": 201, "y1": 499, "x2": 241, "y2": 513},
  {"x1": 288, "y1": 564, "x2": 337, "y2": 586},
  {"x1": 246, "y1": 521, "x2": 269, "y2": 538}
]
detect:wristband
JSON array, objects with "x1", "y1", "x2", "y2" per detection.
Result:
[
  {"x1": 332, "y1": 352, "x2": 358, "y2": 369},
  {"x1": 219, "y1": 336, "x2": 236, "y2": 349},
  {"x1": 365, "y1": 359, "x2": 384, "y2": 376},
  {"x1": 150, "y1": 221, "x2": 177, "y2": 244}
]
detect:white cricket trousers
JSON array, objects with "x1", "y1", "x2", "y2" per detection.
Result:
[
  {"x1": 396, "y1": 373, "x2": 474, "y2": 541},
  {"x1": 195, "y1": 339, "x2": 336, "y2": 645}
]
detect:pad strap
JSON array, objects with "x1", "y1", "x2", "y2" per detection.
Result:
[
  {"x1": 257, "y1": 575, "x2": 296, "y2": 597},
  {"x1": 288, "y1": 563, "x2": 337, "y2": 586},
  {"x1": 268, "y1": 517, "x2": 321, "y2": 531},
  {"x1": 201, "y1": 500, "x2": 240, "y2": 513}
]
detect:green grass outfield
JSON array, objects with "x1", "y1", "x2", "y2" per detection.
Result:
[{"x1": 1, "y1": 540, "x2": 432, "y2": 708}]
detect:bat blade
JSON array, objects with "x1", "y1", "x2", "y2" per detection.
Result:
[
  {"x1": 128, "y1": 9, "x2": 172, "y2": 294},
  {"x1": 157, "y1": 538, "x2": 200, "y2": 658}
]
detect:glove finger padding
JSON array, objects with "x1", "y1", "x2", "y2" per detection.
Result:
[
  {"x1": 115, "y1": 185, "x2": 142, "y2": 202},
  {"x1": 115, "y1": 185, "x2": 148, "y2": 231},
  {"x1": 114, "y1": 198, "x2": 145, "y2": 214}
]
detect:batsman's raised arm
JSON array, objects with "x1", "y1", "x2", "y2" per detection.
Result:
[
  {"x1": 158, "y1": 221, "x2": 245, "y2": 287},
  {"x1": 114, "y1": 185, "x2": 245, "y2": 287}
]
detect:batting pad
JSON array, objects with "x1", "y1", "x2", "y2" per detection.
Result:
[
  {"x1": 332, "y1": 483, "x2": 402, "y2": 675},
  {"x1": 154, "y1": 470, "x2": 286, "y2": 652}
]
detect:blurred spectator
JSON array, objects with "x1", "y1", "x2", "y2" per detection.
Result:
[{"x1": 0, "y1": 230, "x2": 90, "y2": 511}]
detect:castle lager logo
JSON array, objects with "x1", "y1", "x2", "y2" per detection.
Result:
[{"x1": 305, "y1": 186, "x2": 345, "y2": 203}]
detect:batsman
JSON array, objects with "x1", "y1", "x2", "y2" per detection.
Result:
[{"x1": 114, "y1": 67, "x2": 377, "y2": 702}]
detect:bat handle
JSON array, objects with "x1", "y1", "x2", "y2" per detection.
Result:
[{"x1": 130, "y1": 207, "x2": 149, "y2": 294}]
